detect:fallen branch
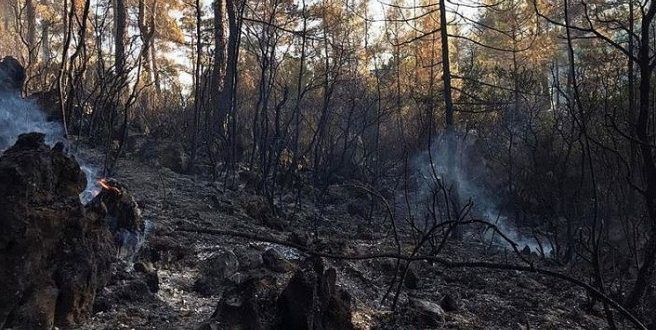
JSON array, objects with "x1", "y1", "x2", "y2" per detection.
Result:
[{"x1": 177, "y1": 226, "x2": 647, "y2": 330}]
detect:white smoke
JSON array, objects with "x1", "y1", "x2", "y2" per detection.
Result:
[
  {"x1": 0, "y1": 94, "x2": 63, "y2": 148},
  {"x1": 0, "y1": 93, "x2": 100, "y2": 203},
  {"x1": 80, "y1": 164, "x2": 101, "y2": 204},
  {"x1": 411, "y1": 132, "x2": 551, "y2": 254}
]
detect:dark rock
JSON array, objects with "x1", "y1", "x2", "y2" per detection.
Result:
[
  {"x1": 134, "y1": 261, "x2": 154, "y2": 274},
  {"x1": 159, "y1": 142, "x2": 189, "y2": 173},
  {"x1": 440, "y1": 294, "x2": 459, "y2": 312},
  {"x1": 10, "y1": 284, "x2": 59, "y2": 330},
  {"x1": 408, "y1": 298, "x2": 445, "y2": 327},
  {"x1": 380, "y1": 258, "x2": 399, "y2": 273},
  {"x1": 277, "y1": 257, "x2": 354, "y2": 330},
  {"x1": 241, "y1": 195, "x2": 286, "y2": 230},
  {"x1": 289, "y1": 231, "x2": 310, "y2": 247},
  {"x1": 0, "y1": 133, "x2": 115, "y2": 329},
  {"x1": 0, "y1": 56, "x2": 25, "y2": 94},
  {"x1": 28, "y1": 89, "x2": 62, "y2": 121},
  {"x1": 346, "y1": 200, "x2": 368, "y2": 218},
  {"x1": 117, "y1": 278, "x2": 154, "y2": 302},
  {"x1": 522, "y1": 245, "x2": 532, "y2": 255},
  {"x1": 204, "y1": 275, "x2": 280, "y2": 330},
  {"x1": 194, "y1": 250, "x2": 240, "y2": 296},
  {"x1": 145, "y1": 271, "x2": 160, "y2": 293},
  {"x1": 404, "y1": 266, "x2": 420, "y2": 289},
  {"x1": 233, "y1": 246, "x2": 264, "y2": 271},
  {"x1": 262, "y1": 248, "x2": 294, "y2": 273},
  {"x1": 134, "y1": 263, "x2": 159, "y2": 293}
]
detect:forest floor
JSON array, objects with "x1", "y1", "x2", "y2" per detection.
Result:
[{"x1": 70, "y1": 145, "x2": 610, "y2": 330}]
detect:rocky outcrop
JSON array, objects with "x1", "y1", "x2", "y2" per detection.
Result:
[
  {"x1": 407, "y1": 297, "x2": 445, "y2": 327},
  {"x1": 194, "y1": 249, "x2": 240, "y2": 297},
  {"x1": 0, "y1": 133, "x2": 115, "y2": 329}
]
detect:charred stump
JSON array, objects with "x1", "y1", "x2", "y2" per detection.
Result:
[
  {"x1": 86, "y1": 178, "x2": 145, "y2": 259},
  {"x1": 0, "y1": 132, "x2": 144, "y2": 329},
  {"x1": 0, "y1": 133, "x2": 115, "y2": 329},
  {"x1": 276, "y1": 257, "x2": 354, "y2": 330}
]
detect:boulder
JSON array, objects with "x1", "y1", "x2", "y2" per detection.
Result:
[
  {"x1": 233, "y1": 246, "x2": 264, "y2": 271},
  {"x1": 289, "y1": 231, "x2": 310, "y2": 247},
  {"x1": 241, "y1": 195, "x2": 286, "y2": 230},
  {"x1": 440, "y1": 293, "x2": 459, "y2": 312},
  {"x1": 262, "y1": 248, "x2": 295, "y2": 273},
  {"x1": 277, "y1": 257, "x2": 354, "y2": 330},
  {"x1": 0, "y1": 133, "x2": 115, "y2": 329},
  {"x1": 404, "y1": 266, "x2": 420, "y2": 289},
  {"x1": 194, "y1": 250, "x2": 240, "y2": 296},
  {"x1": 134, "y1": 262, "x2": 159, "y2": 293},
  {"x1": 159, "y1": 142, "x2": 189, "y2": 173},
  {"x1": 0, "y1": 56, "x2": 25, "y2": 94},
  {"x1": 408, "y1": 298, "x2": 445, "y2": 327}
]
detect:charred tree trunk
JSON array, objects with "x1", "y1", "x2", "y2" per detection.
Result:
[
  {"x1": 438, "y1": 0, "x2": 461, "y2": 233},
  {"x1": 625, "y1": 1, "x2": 656, "y2": 308},
  {"x1": 211, "y1": 0, "x2": 226, "y2": 115},
  {"x1": 114, "y1": 0, "x2": 126, "y2": 76},
  {"x1": 222, "y1": 0, "x2": 242, "y2": 170},
  {"x1": 189, "y1": 0, "x2": 203, "y2": 173},
  {"x1": 25, "y1": 0, "x2": 36, "y2": 68}
]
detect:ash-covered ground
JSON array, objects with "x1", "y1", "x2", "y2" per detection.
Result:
[{"x1": 68, "y1": 144, "x2": 609, "y2": 330}]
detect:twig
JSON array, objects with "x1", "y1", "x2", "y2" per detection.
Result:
[{"x1": 176, "y1": 225, "x2": 647, "y2": 330}]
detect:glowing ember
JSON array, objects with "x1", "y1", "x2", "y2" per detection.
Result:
[{"x1": 98, "y1": 178, "x2": 122, "y2": 195}]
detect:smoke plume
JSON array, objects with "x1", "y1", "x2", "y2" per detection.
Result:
[
  {"x1": 0, "y1": 93, "x2": 100, "y2": 203},
  {"x1": 412, "y1": 132, "x2": 550, "y2": 254}
]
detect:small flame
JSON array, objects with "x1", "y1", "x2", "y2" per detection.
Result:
[{"x1": 98, "y1": 178, "x2": 121, "y2": 195}]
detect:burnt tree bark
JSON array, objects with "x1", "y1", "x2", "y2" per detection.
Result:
[{"x1": 114, "y1": 0, "x2": 126, "y2": 76}]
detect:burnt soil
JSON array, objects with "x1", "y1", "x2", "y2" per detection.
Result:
[{"x1": 70, "y1": 149, "x2": 609, "y2": 330}]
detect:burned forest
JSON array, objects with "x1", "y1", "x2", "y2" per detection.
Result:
[{"x1": 1, "y1": 0, "x2": 655, "y2": 329}]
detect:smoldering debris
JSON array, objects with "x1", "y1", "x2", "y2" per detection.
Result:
[
  {"x1": 409, "y1": 132, "x2": 551, "y2": 254},
  {"x1": 0, "y1": 94, "x2": 63, "y2": 151},
  {"x1": 0, "y1": 133, "x2": 114, "y2": 329},
  {"x1": 0, "y1": 62, "x2": 100, "y2": 203}
]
